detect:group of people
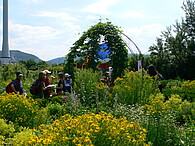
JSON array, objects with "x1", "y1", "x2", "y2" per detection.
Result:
[
  {"x1": 6, "y1": 64, "x2": 163, "y2": 98},
  {"x1": 6, "y1": 70, "x2": 73, "y2": 99}
]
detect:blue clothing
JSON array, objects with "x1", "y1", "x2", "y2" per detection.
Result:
[
  {"x1": 12, "y1": 79, "x2": 23, "y2": 95},
  {"x1": 64, "y1": 79, "x2": 73, "y2": 93}
]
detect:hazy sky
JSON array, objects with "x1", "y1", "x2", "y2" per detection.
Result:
[{"x1": 0, "y1": 0, "x2": 185, "y2": 61}]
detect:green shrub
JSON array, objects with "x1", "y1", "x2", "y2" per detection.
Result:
[
  {"x1": 0, "y1": 93, "x2": 39, "y2": 128},
  {"x1": 113, "y1": 70, "x2": 158, "y2": 105},
  {"x1": 47, "y1": 103, "x2": 67, "y2": 120},
  {"x1": 74, "y1": 69, "x2": 101, "y2": 106},
  {"x1": 0, "y1": 119, "x2": 15, "y2": 138},
  {"x1": 0, "y1": 118, "x2": 15, "y2": 145},
  {"x1": 19, "y1": 112, "x2": 148, "y2": 145},
  {"x1": 7, "y1": 128, "x2": 35, "y2": 145},
  {"x1": 35, "y1": 96, "x2": 67, "y2": 107},
  {"x1": 165, "y1": 79, "x2": 183, "y2": 89},
  {"x1": 142, "y1": 93, "x2": 195, "y2": 145},
  {"x1": 0, "y1": 63, "x2": 27, "y2": 81},
  {"x1": 163, "y1": 80, "x2": 195, "y2": 101}
]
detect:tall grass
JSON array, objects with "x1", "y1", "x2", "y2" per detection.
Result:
[{"x1": 73, "y1": 69, "x2": 101, "y2": 107}]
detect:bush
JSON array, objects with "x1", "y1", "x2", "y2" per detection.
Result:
[
  {"x1": 142, "y1": 93, "x2": 195, "y2": 145},
  {"x1": 0, "y1": 118, "x2": 15, "y2": 145},
  {"x1": 113, "y1": 70, "x2": 158, "y2": 105},
  {"x1": 35, "y1": 96, "x2": 67, "y2": 107},
  {"x1": 46, "y1": 103, "x2": 67, "y2": 120},
  {"x1": 0, "y1": 63, "x2": 27, "y2": 81},
  {"x1": 0, "y1": 118, "x2": 15, "y2": 137},
  {"x1": 163, "y1": 80, "x2": 195, "y2": 101},
  {"x1": 7, "y1": 128, "x2": 35, "y2": 145},
  {"x1": 74, "y1": 69, "x2": 101, "y2": 106},
  {"x1": 0, "y1": 93, "x2": 39, "y2": 128},
  {"x1": 20, "y1": 112, "x2": 148, "y2": 145}
]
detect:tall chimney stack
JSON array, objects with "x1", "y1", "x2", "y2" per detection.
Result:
[{"x1": 2, "y1": 0, "x2": 10, "y2": 58}]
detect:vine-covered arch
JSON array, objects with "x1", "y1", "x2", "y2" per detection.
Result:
[{"x1": 65, "y1": 21, "x2": 129, "y2": 80}]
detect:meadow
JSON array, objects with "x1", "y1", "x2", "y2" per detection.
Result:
[{"x1": 0, "y1": 64, "x2": 194, "y2": 146}]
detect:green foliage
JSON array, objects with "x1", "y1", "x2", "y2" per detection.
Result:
[
  {"x1": 113, "y1": 70, "x2": 158, "y2": 105},
  {"x1": 0, "y1": 93, "x2": 39, "y2": 128},
  {"x1": 0, "y1": 119, "x2": 15, "y2": 145},
  {"x1": 7, "y1": 128, "x2": 34, "y2": 145},
  {"x1": 46, "y1": 102, "x2": 67, "y2": 120},
  {"x1": 163, "y1": 80, "x2": 195, "y2": 101},
  {"x1": 148, "y1": 0, "x2": 195, "y2": 80},
  {"x1": 0, "y1": 119, "x2": 15, "y2": 138},
  {"x1": 0, "y1": 72, "x2": 194, "y2": 145},
  {"x1": 0, "y1": 63, "x2": 27, "y2": 81},
  {"x1": 19, "y1": 60, "x2": 49, "y2": 71},
  {"x1": 35, "y1": 96, "x2": 67, "y2": 107},
  {"x1": 142, "y1": 93, "x2": 194, "y2": 145},
  {"x1": 74, "y1": 69, "x2": 101, "y2": 106}
]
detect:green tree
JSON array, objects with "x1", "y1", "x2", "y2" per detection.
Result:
[
  {"x1": 148, "y1": 0, "x2": 195, "y2": 79},
  {"x1": 65, "y1": 21, "x2": 128, "y2": 80},
  {"x1": 148, "y1": 34, "x2": 177, "y2": 79},
  {"x1": 36, "y1": 61, "x2": 49, "y2": 69},
  {"x1": 20, "y1": 60, "x2": 37, "y2": 70},
  {"x1": 19, "y1": 60, "x2": 49, "y2": 71}
]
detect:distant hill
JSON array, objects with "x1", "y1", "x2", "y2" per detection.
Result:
[
  {"x1": 0, "y1": 50, "x2": 141, "y2": 65},
  {"x1": 47, "y1": 57, "x2": 66, "y2": 65},
  {"x1": 0, "y1": 50, "x2": 42, "y2": 62}
]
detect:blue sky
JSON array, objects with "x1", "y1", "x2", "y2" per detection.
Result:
[{"x1": 0, "y1": 0, "x2": 185, "y2": 61}]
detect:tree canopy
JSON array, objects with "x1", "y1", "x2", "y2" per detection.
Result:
[{"x1": 148, "y1": 0, "x2": 195, "y2": 79}]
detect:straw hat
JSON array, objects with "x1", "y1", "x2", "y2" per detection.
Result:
[
  {"x1": 44, "y1": 70, "x2": 51, "y2": 74},
  {"x1": 65, "y1": 73, "x2": 70, "y2": 77}
]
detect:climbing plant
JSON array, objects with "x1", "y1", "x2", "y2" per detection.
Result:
[{"x1": 65, "y1": 21, "x2": 129, "y2": 80}]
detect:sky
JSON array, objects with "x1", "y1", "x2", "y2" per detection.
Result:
[{"x1": 0, "y1": 0, "x2": 185, "y2": 61}]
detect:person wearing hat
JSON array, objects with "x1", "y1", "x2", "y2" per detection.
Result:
[
  {"x1": 11, "y1": 71, "x2": 25, "y2": 95},
  {"x1": 64, "y1": 73, "x2": 73, "y2": 93},
  {"x1": 44, "y1": 70, "x2": 56, "y2": 82},
  {"x1": 33, "y1": 71, "x2": 48, "y2": 99}
]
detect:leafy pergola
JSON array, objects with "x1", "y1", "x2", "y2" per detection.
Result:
[{"x1": 65, "y1": 21, "x2": 129, "y2": 80}]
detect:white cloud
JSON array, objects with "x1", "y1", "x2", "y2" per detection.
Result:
[
  {"x1": 124, "y1": 23, "x2": 164, "y2": 37},
  {"x1": 122, "y1": 23, "x2": 165, "y2": 54},
  {"x1": 33, "y1": 11, "x2": 78, "y2": 21},
  {"x1": 82, "y1": 0, "x2": 119, "y2": 14},
  {"x1": 61, "y1": 22, "x2": 81, "y2": 34},
  {"x1": 85, "y1": 15, "x2": 101, "y2": 21},
  {"x1": 10, "y1": 23, "x2": 62, "y2": 45},
  {"x1": 118, "y1": 11, "x2": 146, "y2": 18},
  {"x1": 8, "y1": 23, "x2": 63, "y2": 60},
  {"x1": 6, "y1": 21, "x2": 82, "y2": 60}
]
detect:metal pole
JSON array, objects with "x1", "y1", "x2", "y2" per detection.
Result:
[{"x1": 2, "y1": 0, "x2": 10, "y2": 58}]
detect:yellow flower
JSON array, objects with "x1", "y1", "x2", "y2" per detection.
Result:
[{"x1": 84, "y1": 132, "x2": 91, "y2": 136}]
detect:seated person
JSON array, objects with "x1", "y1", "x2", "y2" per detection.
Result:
[{"x1": 11, "y1": 71, "x2": 25, "y2": 95}]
